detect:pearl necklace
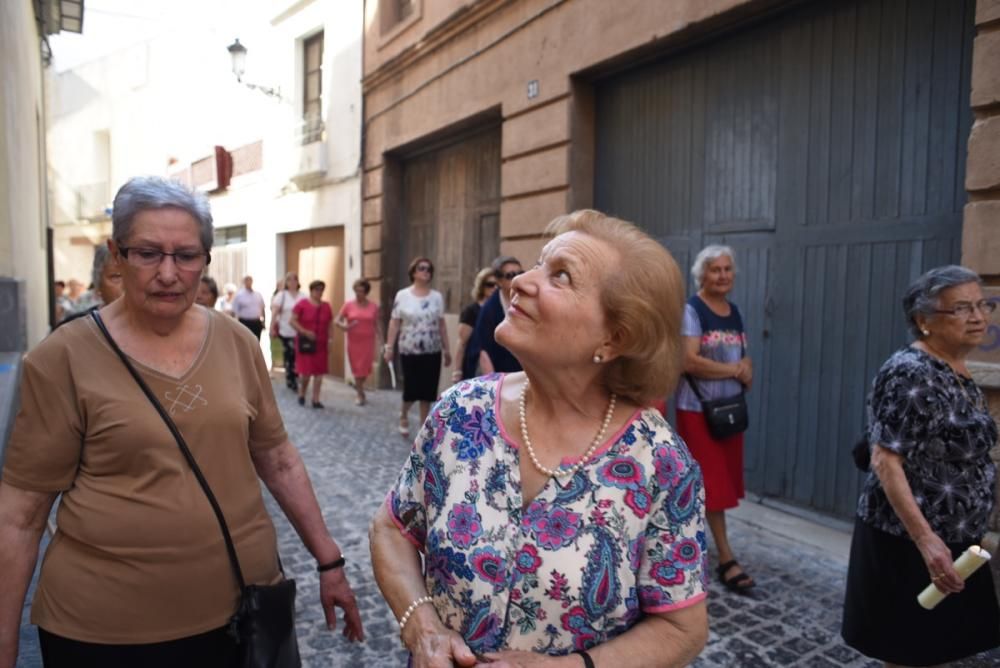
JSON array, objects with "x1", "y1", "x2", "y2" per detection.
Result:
[{"x1": 518, "y1": 379, "x2": 617, "y2": 478}]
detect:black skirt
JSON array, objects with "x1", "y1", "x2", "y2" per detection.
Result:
[
  {"x1": 400, "y1": 352, "x2": 442, "y2": 402},
  {"x1": 842, "y1": 517, "x2": 1000, "y2": 665}
]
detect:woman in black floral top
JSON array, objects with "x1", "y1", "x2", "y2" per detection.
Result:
[{"x1": 842, "y1": 265, "x2": 1000, "y2": 666}]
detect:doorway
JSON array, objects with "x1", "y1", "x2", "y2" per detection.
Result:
[{"x1": 283, "y1": 226, "x2": 346, "y2": 379}]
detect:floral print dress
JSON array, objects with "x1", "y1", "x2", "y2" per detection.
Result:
[{"x1": 387, "y1": 374, "x2": 708, "y2": 655}]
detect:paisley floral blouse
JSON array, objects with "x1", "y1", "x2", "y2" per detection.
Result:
[
  {"x1": 857, "y1": 347, "x2": 998, "y2": 544},
  {"x1": 386, "y1": 374, "x2": 708, "y2": 655}
]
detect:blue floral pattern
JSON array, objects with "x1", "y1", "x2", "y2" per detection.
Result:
[{"x1": 386, "y1": 374, "x2": 707, "y2": 654}]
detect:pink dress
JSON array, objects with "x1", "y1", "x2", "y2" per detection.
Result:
[
  {"x1": 293, "y1": 299, "x2": 332, "y2": 376},
  {"x1": 338, "y1": 299, "x2": 378, "y2": 377}
]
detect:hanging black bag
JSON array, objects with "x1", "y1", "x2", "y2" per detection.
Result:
[
  {"x1": 684, "y1": 373, "x2": 749, "y2": 440},
  {"x1": 91, "y1": 311, "x2": 302, "y2": 668},
  {"x1": 682, "y1": 299, "x2": 749, "y2": 440},
  {"x1": 297, "y1": 335, "x2": 317, "y2": 354},
  {"x1": 297, "y1": 304, "x2": 318, "y2": 354}
]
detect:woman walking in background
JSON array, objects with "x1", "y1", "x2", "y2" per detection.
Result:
[
  {"x1": 195, "y1": 276, "x2": 218, "y2": 308},
  {"x1": 272, "y1": 272, "x2": 305, "y2": 392},
  {"x1": 450, "y1": 267, "x2": 496, "y2": 383},
  {"x1": 335, "y1": 279, "x2": 381, "y2": 406},
  {"x1": 842, "y1": 266, "x2": 1000, "y2": 666},
  {"x1": 291, "y1": 280, "x2": 333, "y2": 409},
  {"x1": 216, "y1": 282, "x2": 237, "y2": 317},
  {"x1": 676, "y1": 245, "x2": 755, "y2": 593},
  {"x1": 383, "y1": 257, "x2": 451, "y2": 437},
  {"x1": 59, "y1": 245, "x2": 124, "y2": 322}
]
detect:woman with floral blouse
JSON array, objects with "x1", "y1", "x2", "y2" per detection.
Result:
[
  {"x1": 842, "y1": 265, "x2": 1000, "y2": 666},
  {"x1": 384, "y1": 257, "x2": 452, "y2": 437},
  {"x1": 370, "y1": 211, "x2": 708, "y2": 668}
]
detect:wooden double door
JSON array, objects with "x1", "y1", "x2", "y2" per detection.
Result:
[{"x1": 400, "y1": 127, "x2": 502, "y2": 315}]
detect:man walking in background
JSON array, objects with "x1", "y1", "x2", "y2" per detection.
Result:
[{"x1": 234, "y1": 274, "x2": 266, "y2": 339}]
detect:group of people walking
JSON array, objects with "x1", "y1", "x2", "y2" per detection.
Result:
[{"x1": 0, "y1": 175, "x2": 997, "y2": 668}]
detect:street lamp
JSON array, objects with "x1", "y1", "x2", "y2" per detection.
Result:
[{"x1": 226, "y1": 38, "x2": 281, "y2": 100}]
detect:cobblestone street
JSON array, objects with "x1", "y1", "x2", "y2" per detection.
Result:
[{"x1": 14, "y1": 376, "x2": 1000, "y2": 666}]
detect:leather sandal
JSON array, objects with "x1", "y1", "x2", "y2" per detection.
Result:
[{"x1": 717, "y1": 560, "x2": 755, "y2": 593}]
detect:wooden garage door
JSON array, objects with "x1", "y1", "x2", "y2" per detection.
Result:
[
  {"x1": 595, "y1": 0, "x2": 974, "y2": 517},
  {"x1": 401, "y1": 127, "x2": 501, "y2": 314}
]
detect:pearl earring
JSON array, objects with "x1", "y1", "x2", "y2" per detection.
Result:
[
  {"x1": 593, "y1": 354, "x2": 603, "y2": 364},
  {"x1": 921, "y1": 329, "x2": 930, "y2": 336}
]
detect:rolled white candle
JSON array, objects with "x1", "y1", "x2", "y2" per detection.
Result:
[{"x1": 917, "y1": 545, "x2": 991, "y2": 610}]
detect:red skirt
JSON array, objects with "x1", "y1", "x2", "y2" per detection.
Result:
[{"x1": 675, "y1": 409, "x2": 744, "y2": 511}]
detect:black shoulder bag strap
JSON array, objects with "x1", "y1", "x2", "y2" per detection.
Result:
[
  {"x1": 683, "y1": 299, "x2": 746, "y2": 400},
  {"x1": 90, "y1": 310, "x2": 248, "y2": 593}
]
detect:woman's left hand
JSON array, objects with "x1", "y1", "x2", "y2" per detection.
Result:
[
  {"x1": 476, "y1": 650, "x2": 574, "y2": 667},
  {"x1": 319, "y1": 568, "x2": 365, "y2": 642},
  {"x1": 443, "y1": 351, "x2": 452, "y2": 368}
]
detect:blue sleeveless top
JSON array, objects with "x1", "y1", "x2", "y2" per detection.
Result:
[{"x1": 675, "y1": 295, "x2": 746, "y2": 412}]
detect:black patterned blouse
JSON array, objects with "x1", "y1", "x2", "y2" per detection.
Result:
[{"x1": 857, "y1": 347, "x2": 998, "y2": 544}]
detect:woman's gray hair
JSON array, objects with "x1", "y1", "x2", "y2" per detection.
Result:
[
  {"x1": 903, "y1": 265, "x2": 982, "y2": 338},
  {"x1": 90, "y1": 244, "x2": 114, "y2": 289},
  {"x1": 111, "y1": 176, "x2": 214, "y2": 252},
  {"x1": 691, "y1": 245, "x2": 735, "y2": 287}
]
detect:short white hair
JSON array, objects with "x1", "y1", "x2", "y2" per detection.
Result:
[{"x1": 691, "y1": 245, "x2": 735, "y2": 287}]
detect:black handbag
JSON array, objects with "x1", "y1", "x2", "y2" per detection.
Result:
[
  {"x1": 851, "y1": 436, "x2": 871, "y2": 472},
  {"x1": 91, "y1": 311, "x2": 302, "y2": 668},
  {"x1": 297, "y1": 335, "x2": 317, "y2": 354},
  {"x1": 684, "y1": 374, "x2": 749, "y2": 440}
]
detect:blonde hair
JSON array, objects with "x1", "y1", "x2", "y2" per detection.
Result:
[
  {"x1": 545, "y1": 210, "x2": 685, "y2": 405},
  {"x1": 471, "y1": 267, "x2": 495, "y2": 301}
]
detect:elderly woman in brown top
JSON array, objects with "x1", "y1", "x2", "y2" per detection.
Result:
[{"x1": 0, "y1": 176, "x2": 363, "y2": 668}]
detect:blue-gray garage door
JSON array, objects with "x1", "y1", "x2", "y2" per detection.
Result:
[{"x1": 594, "y1": 0, "x2": 974, "y2": 517}]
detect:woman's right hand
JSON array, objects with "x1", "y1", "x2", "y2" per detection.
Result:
[
  {"x1": 404, "y1": 613, "x2": 477, "y2": 668},
  {"x1": 304, "y1": 331, "x2": 317, "y2": 340},
  {"x1": 915, "y1": 531, "x2": 964, "y2": 593},
  {"x1": 383, "y1": 345, "x2": 394, "y2": 363}
]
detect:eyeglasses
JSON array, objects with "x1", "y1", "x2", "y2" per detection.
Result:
[
  {"x1": 500, "y1": 270, "x2": 524, "y2": 281},
  {"x1": 933, "y1": 300, "x2": 997, "y2": 318},
  {"x1": 483, "y1": 281, "x2": 498, "y2": 288},
  {"x1": 415, "y1": 264, "x2": 433, "y2": 273},
  {"x1": 119, "y1": 246, "x2": 210, "y2": 271}
]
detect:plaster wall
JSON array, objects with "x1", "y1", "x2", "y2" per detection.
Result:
[{"x1": 0, "y1": 1, "x2": 53, "y2": 347}]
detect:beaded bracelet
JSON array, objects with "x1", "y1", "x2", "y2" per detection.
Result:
[{"x1": 397, "y1": 595, "x2": 434, "y2": 635}]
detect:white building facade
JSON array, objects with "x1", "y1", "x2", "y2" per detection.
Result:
[{"x1": 47, "y1": 0, "x2": 363, "y2": 375}]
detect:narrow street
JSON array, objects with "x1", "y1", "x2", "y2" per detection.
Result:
[{"x1": 15, "y1": 376, "x2": 1000, "y2": 667}]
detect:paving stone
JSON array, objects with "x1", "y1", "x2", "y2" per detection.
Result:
[{"x1": 765, "y1": 646, "x2": 802, "y2": 665}]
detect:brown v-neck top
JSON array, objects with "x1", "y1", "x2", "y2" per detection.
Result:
[{"x1": 3, "y1": 309, "x2": 288, "y2": 643}]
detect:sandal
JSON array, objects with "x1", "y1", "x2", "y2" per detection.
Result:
[{"x1": 717, "y1": 560, "x2": 755, "y2": 593}]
